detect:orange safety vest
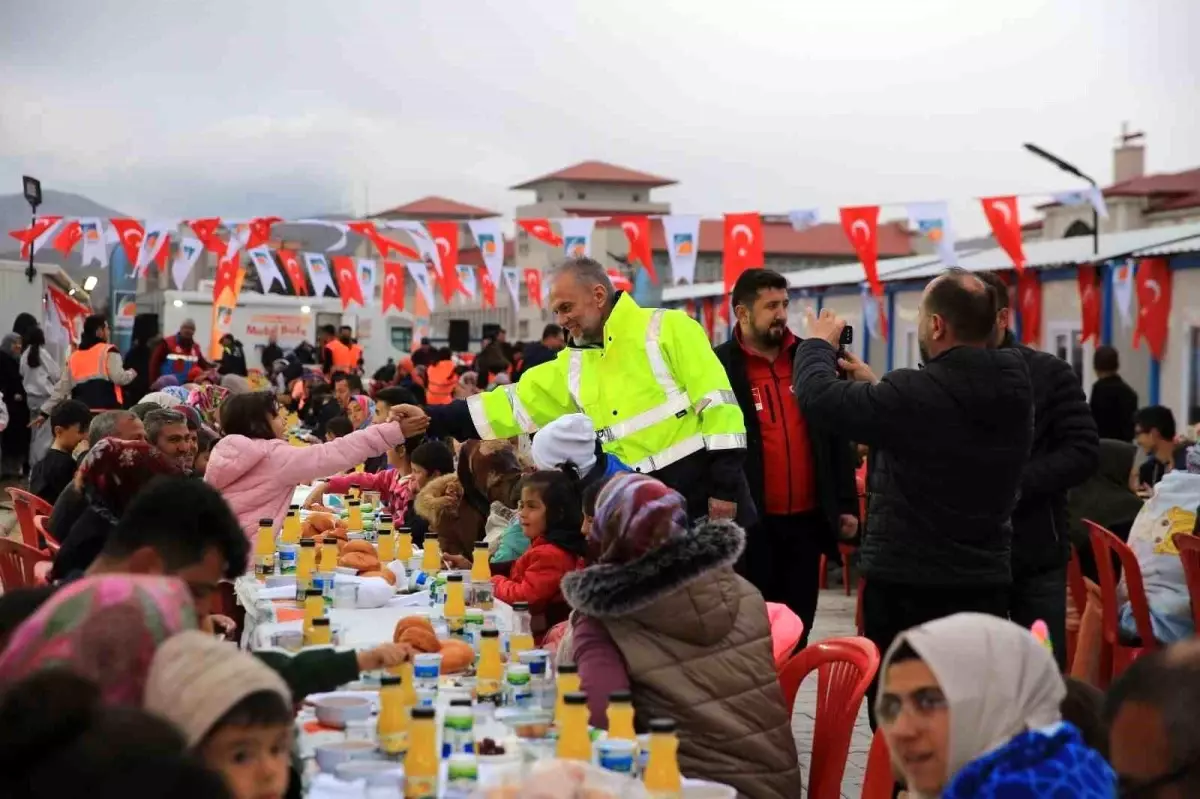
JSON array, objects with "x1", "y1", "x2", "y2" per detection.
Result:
[
  {"x1": 325, "y1": 339, "x2": 362, "y2": 372},
  {"x1": 426, "y1": 361, "x2": 459, "y2": 405},
  {"x1": 69, "y1": 343, "x2": 123, "y2": 410}
]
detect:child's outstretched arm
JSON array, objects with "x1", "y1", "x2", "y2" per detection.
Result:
[{"x1": 491, "y1": 556, "x2": 567, "y2": 612}]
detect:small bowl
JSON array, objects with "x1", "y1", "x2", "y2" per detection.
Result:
[
  {"x1": 334, "y1": 760, "x2": 404, "y2": 786},
  {"x1": 495, "y1": 708, "x2": 554, "y2": 740},
  {"x1": 313, "y1": 695, "x2": 373, "y2": 729},
  {"x1": 313, "y1": 740, "x2": 379, "y2": 773}
]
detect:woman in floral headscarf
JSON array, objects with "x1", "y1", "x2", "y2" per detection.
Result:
[
  {"x1": 346, "y1": 394, "x2": 375, "y2": 431},
  {"x1": 187, "y1": 383, "x2": 230, "y2": 428},
  {"x1": 51, "y1": 439, "x2": 181, "y2": 580},
  {"x1": 0, "y1": 574, "x2": 196, "y2": 706}
]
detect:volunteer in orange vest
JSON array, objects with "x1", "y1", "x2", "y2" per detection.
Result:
[
  {"x1": 36, "y1": 314, "x2": 137, "y2": 419},
  {"x1": 323, "y1": 324, "x2": 363, "y2": 377},
  {"x1": 148, "y1": 318, "x2": 210, "y2": 382},
  {"x1": 425, "y1": 348, "x2": 459, "y2": 405}
]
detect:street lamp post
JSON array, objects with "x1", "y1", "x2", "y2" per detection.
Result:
[
  {"x1": 1023, "y1": 143, "x2": 1099, "y2": 255},
  {"x1": 22, "y1": 175, "x2": 43, "y2": 284}
]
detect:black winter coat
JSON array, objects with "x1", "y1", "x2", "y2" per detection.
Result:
[
  {"x1": 793, "y1": 340, "x2": 1034, "y2": 587},
  {"x1": 1004, "y1": 336, "x2": 1099, "y2": 577},
  {"x1": 713, "y1": 337, "x2": 858, "y2": 556}
]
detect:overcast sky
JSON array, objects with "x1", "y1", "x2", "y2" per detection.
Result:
[{"x1": 2, "y1": 0, "x2": 1198, "y2": 236}]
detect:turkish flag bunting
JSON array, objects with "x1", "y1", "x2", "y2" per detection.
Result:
[
  {"x1": 347, "y1": 221, "x2": 420, "y2": 261},
  {"x1": 1077, "y1": 264, "x2": 1101, "y2": 345},
  {"x1": 722, "y1": 213, "x2": 764, "y2": 293},
  {"x1": 608, "y1": 269, "x2": 633, "y2": 293},
  {"x1": 189, "y1": 218, "x2": 225, "y2": 254},
  {"x1": 52, "y1": 220, "x2": 82, "y2": 256},
  {"x1": 1133, "y1": 257, "x2": 1172, "y2": 360},
  {"x1": 839, "y1": 206, "x2": 883, "y2": 296},
  {"x1": 381, "y1": 262, "x2": 405, "y2": 314},
  {"x1": 246, "y1": 216, "x2": 282, "y2": 250},
  {"x1": 981, "y1": 196, "x2": 1026, "y2": 273},
  {"x1": 1017, "y1": 269, "x2": 1042, "y2": 346},
  {"x1": 424, "y1": 222, "x2": 462, "y2": 303},
  {"x1": 517, "y1": 219, "x2": 563, "y2": 247},
  {"x1": 109, "y1": 219, "x2": 145, "y2": 269},
  {"x1": 153, "y1": 234, "x2": 171, "y2": 273},
  {"x1": 8, "y1": 217, "x2": 62, "y2": 259},
  {"x1": 701, "y1": 298, "x2": 716, "y2": 341},
  {"x1": 276, "y1": 248, "x2": 308, "y2": 295},
  {"x1": 331, "y1": 256, "x2": 365, "y2": 309},
  {"x1": 717, "y1": 295, "x2": 731, "y2": 328},
  {"x1": 524, "y1": 268, "x2": 544, "y2": 309},
  {"x1": 213, "y1": 253, "x2": 240, "y2": 302},
  {"x1": 615, "y1": 216, "x2": 656, "y2": 284},
  {"x1": 479, "y1": 268, "x2": 497, "y2": 309}
]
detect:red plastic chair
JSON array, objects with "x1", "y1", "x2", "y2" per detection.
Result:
[
  {"x1": 779, "y1": 637, "x2": 881, "y2": 799},
  {"x1": 818, "y1": 544, "x2": 857, "y2": 596},
  {"x1": 6, "y1": 487, "x2": 53, "y2": 550},
  {"x1": 1066, "y1": 546, "x2": 1087, "y2": 670},
  {"x1": 33, "y1": 515, "x2": 59, "y2": 555},
  {"x1": 1172, "y1": 533, "x2": 1200, "y2": 633},
  {"x1": 0, "y1": 538, "x2": 50, "y2": 591},
  {"x1": 860, "y1": 727, "x2": 893, "y2": 799},
  {"x1": 1086, "y1": 520, "x2": 1159, "y2": 688}
]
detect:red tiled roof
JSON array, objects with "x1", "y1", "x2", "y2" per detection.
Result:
[
  {"x1": 374, "y1": 196, "x2": 499, "y2": 219},
  {"x1": 1038, "y1": 167, "x2": 1200, "y2": 213},
  {"x1": 511, "y1": 161, "x2": 677, "y2": 190},
  {"x1": 649, "y1": 219, "x2": 912, "y2": 258}
]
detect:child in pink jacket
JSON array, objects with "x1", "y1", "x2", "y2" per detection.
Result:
[{"x1": 205, "y1": 392, "x2": 427, "y2": 547}]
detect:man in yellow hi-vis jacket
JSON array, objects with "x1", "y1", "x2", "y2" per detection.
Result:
[{"x1": 422, "y1": 257, "x2": 753, "y2": 524}]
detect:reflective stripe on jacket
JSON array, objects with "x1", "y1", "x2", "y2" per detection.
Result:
[
  {"x1": 69, "y1": 343, "x2": 123, "y2": 409},
  {"x1": 466, "y1": 293, "x2": 745, "y2": 474}
]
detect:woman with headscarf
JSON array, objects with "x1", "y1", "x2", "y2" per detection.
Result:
[
  {"x1": 0, "y1": 332, "x2": 29, "y2": 478},
  {"x1": 51, "y1": 439, "x2": 181, "y2": 580},
  {"x1": 188, "y1": 383, "x2": 230, "y2": 428},
  {"x1": 19, "y1": 325, "x2": 60, "y2": 467},
  {"x1": 877, "y1": 613, "x2": 1113, "y2": 799},
  {"x1": 556, "y1": 473, "x2": 802, "y2": 799},
  {"x1": 0, "y1": 574, "x2": 196, "y2": 706},
  {"x1": 345, "y1": 394, "x2": 375, "y2": 431}
]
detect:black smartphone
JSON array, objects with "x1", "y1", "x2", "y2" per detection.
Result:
[{"x1": 837, "y1": 325, "x2": 854, "y2": 378}]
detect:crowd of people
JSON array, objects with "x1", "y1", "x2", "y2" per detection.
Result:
[{"x1": 0, "y1": 256, "x2": 1197, "y2": 798}]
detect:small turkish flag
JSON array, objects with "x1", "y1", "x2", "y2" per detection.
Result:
[
  {"x1": 839, "y1": 206, "x2": 882, "y2": 296},
  {"x1": 607, "y1": 269, "x2": 633, "y2": 293},
  {"x1": 347, "y1": 221, "x2": 420, "y2": 261},
  {"x1": 524, "y1": 268, "x2": 544, "y2": 309},
  {"x1": 701, "y1": 298, "x2": 716, "y2": 341},
  {"x1": 213, "y1": 253, "x2": 240, "y2": 302},
  {"x1": 332, "y1": 256, "x2": 365, "y2": 309},
  {"x1": 109, "y1": 218, "x2": 145, "y2": 269},
  {"x1": 1133, "y1": 257, "x2": 1172, "y2": 360},
  {"x1": 52, "y1": 220, "x2": 83, "y2": 257},
  {"x1": 152, "y1": 234, "x2": 171, "y2": 273},
  {"x1": 8, "y1": 216, "x2": 62, "y2": 259},
  {"x1": 517, "y1": 219, "x2": 563, "y2": 247},
  {"x1": 425, "y1": 221, "x2": 462, "y2": 304},
  {"x1": 1077, "y1": 264, "x2": 1101, "y2": 345},
  {"x1": 189, "y1": 217, "x2": 225, "y2": 254},
  {"x1": 981, "y1": 196, "x2": 1026, "y2": 273},
  {"x1": 722, "y1": 213, "x2": 763, "y2": 293},
  {"x1": 246, "y1": 216, "x2": 282, "y2": 250},
  {"x1": 1017, "y1": 269, "x2": 1042, "y2": 346},
  {"x1": 276, "y1": 248, "x2": 308, "y2": 295},
  {"x1": 615, "y1": 216, "x2": 656, "y2": 284},
  {"x1": 381, "y1": 261, "x2": 405, "y2": 314},
  {"x1": 479, "y1": 267, "x2": 497, "y2": 309}
]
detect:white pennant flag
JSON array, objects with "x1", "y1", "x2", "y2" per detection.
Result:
[
  {"x1": 248, "y1": 246, "x2": 286, "y2": 292},
  {"x1": 787, "y1": 209, "x2": 820, "y2": 231},
  {"x1": 501, "y1": 266, "x2": 520, "y2": 309},
  {"x1": 223, "y1": 221, "x2": 251, "y2": 260},
  {"x1": 356, "y1": 258, "x2": 377, "y2": 300},
  {"x1": 862, "y1": 285, "x2": 883, "y2": 340},
  {"x1": 171, "y1": 236, "x2": 204, "y2": 289},
  {"x1": 906, "y1": 201, "x2": 958, "y2": 267},
  {"x1": 136, "y1": 219, "x2": 174, "y2": 274},
  {"x1": 405, "y1": 261, "x2": 435, "y2": 313},
  {"x1": 303, "y1": 252, "x2": 337, "y2": 297},
  {"x1": 467, "y1": 218, "x2": 505, "y2": 287},
  {"x1": 78, "y1": 218, "x2": 109, "y2": 268},
  {"x1": 383, "y1": 220, "x2": 440, "y2": 275},
  {"x1": 660, "y1": 215, "x2": 700, "y2": 285},
  {"x1": 557, "y1": 217, "x2": 596, "y2": 259},
  {"x1": 1052, "y1": 188, "x2": 1109, "y2": 219},
  {"x1": 1113, "y1": 258, "x2": 1135, "y2": 328},
  {"x1": 456, "y1": 265, "x2": 478, "y2": 302}
]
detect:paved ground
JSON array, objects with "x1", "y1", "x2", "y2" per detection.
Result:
[{"x1": 792, "y1": 586, "x2": 873, "y2": 799}]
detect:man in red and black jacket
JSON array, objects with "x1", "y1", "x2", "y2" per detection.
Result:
[{"x1": 714, "y1": 269, "x2": 859, "y2": 646}]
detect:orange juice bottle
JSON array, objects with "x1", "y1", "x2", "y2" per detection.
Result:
[
  {"x1": 254, "y1": 518, "x2": 275, "y2": 578},
  {"x1": 347, "y1": 499, "x2": 363, "y2": 532},
  {"x1": 476, "y1": 629, "x2": 503, "y2": 704},
  {"x1": 377, "y1": 675, "x2": 410, "y2": 760},
  {"x1": 396, "y1": 523, "x2": 413, "y2": 562},
  {"x1": 295, "y1": 540, "x2": 317, "y2": 602},
  {"x1": 320, "y1": 536, "x2": 339, "y2": 571},
  {"x1": 302, "y1": 588, "x2": 323, "y2": 636},
  {"x1": 554, "y1": 663, "x2": 581, "y2": 727},
  {"x1": 470, "y1": 545, "x2": 491, "y2": 581},
  {"x1": 555, "y1": 692, "x2": 592, "y2": 761},
  {"x1": 643, "y1": 718, "x2": 682, "y2": 797},
  {"x1": 305, "y1": 616, "x2": 331, "y2": 647},
  {"x1": 281, "y1": 506, "x2": 301, "y2": 544},
  {"x1": 509, "y1": 602, "x2": 534, "y2": 656},
  {"x1": 607, "y1": 690, "x2": 636, "y2": 741},
  {"x1": 404, "y1": 707, "x2": 438, "y2": 798},
  {"x1": 377, "y1": 514, "x2": 395, "y2": 561},
  {"x1": 421, "y1": 538, "x2": 441, "y2": 573},
  {"x1": 444, "y1": 573, "x2": 466, "y2": 636}
]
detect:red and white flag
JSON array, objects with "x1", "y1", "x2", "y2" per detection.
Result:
[
  {"x1": 51, "y1": 220, "x2": 82, "y2": 257},
  {"x1": 277, "y1": 248, "x2": 308, "y2": 295},
  {"x1": 981, "y1": 196, "x2": 1026, "y2": 273},
  {"x1": 8, "y1": 216, "x2": 63, "y2": 259},
  {"x1": 1017, "y1": 269, "x2": 1042, "y2": 346},
  {"x1": 607, "y1": 269, "x2": 633, "y2": 293},
  {"x1": 213, "y1": 252, "x2": 240, "y2": 302},
  {"x1": 839, "y1": 206, "x2": 882, "y2": 296},
  {"x1": 332, "y1": 256, "x2": 365, "y2": 309},
  {"x1": 188, "y1": 218, "x2": 225, "y2": 254},
  {"x1": 722, "y1": 212, "x2": 763, "y2": 293},
  {"x1": 347, "y1": 221, "x2": 420, "y2": 261},
  {"x1": 615, "y1": 216, "x2": 656, "y2": 284},
  {"x1": 501, "y1": 267, "x2": 520, "y2": 310},
  {"x1": 246, "y1": 216, "x2": 282, "y2": 250},
  {"x1": 1133, "y1": 258, "x2": 1172, "y2": 360},
  {"x1": 109, "y1": 218, "x2": 145, "y2": 270},
  {"x1": 479, "y1": 267, "x2": 497, "y2": 309},
  {"x1": 517, "y1": 219, "x2": 562, "y2": 247},
  {"x1": 381, "y1": 261, "x2": 405, "y2": 313},
  {"x1": 405, "y1": 261, "x2": 435, "y2": 314},
  {"x1": 425, "y1": 221, "x2": 462, "y2": 303},
  {"x1": 456, "y1": 265, "x2": 477, "y2": 301},
  {"x1": 467, "y1": 218, "x2": 505, "y2": 288},
  {"x1": 524, "y1": 268, "x2": 544, "y2": 309},
  {"x1": 137, "y1": 220, "x2": 174, "y2": 275},
  {"x1": 1077, "y1": 264, "x2": 1101, "y2": 345}
]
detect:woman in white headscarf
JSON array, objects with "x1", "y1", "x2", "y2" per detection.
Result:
[{"x1": 876, "y1": 613, "x2": 1113, "y2": 798}]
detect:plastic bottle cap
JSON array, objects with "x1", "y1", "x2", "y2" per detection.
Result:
[
  {"x1": 608, "y1": 690, "x2": 633, "y2": 703},
  {"x1": 289, "y1": 504, "x2": 300, "y2": 510},
  {"x1": 564, "y1": 692, "x2": 588, "y2": 705},
  {"x1": 481, "y1": 629, "x2": 499, "y2": 638},
  {"x1": 348, "y1": 499, "x2": 360, "y2": 506},
  {"x1": 512, "y1": 602, "x2": 530, "y2": 612},
  {"x1": 258, "y1": 518, "x2": 273, "y2": 526},
  {"x1": 412, "y1": 707, "x2": 436, "y2": 719},
  {"x1": 449, "y1": 698, "x2": 472, "y2": 707},
  {"x1": 447, "y1": 573, "x2": 464, "y2": 582},
  {"x1": 556, "y1": 663, "x2": 578, "y2": 674},
  {"x1": 312, "y1": 617, "x2": 331, "y2": 627},
  {"x1": 380, "y1": 675, "x2": 401, "y2": 687},
  {"x1": 380, "y1": 514, "x2": 393, "y2": 522},
  {"x1": 649, "y1": 718, "x2": 677, "y2": 733},
  {"x1": 305, "y1": 588, "x2": 323, "y2": 597},
  {"x1": 300, "y1": 539, "x2": 316, "y2": 547},
  {"x1": 323, "y1": 536, "x2": 338, "y2": 544}
]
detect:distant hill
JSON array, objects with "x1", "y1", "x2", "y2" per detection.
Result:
[{"x1": 0, "y1": 189, "x2": 126, "y2": 256}]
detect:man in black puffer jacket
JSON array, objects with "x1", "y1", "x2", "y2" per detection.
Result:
[
  {"x1": 794, "y1": 268, "x2": 1033, "y2": 723},
  {"x1": 979, "y1": 272, "x2": 1099, "y2": 669}
]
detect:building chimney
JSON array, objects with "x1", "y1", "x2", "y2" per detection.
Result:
[{"x1": 1113, "y1": 122, "x2": 1145, "y2": 183}]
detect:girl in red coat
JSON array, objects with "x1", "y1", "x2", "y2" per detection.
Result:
[{"x1": 491, "y1": 470, "x2": 587, "y2": 642}]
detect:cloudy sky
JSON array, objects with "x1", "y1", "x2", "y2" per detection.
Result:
[{"x1": 2, "y1": 0, "x2": 1198, "y2": 235}]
